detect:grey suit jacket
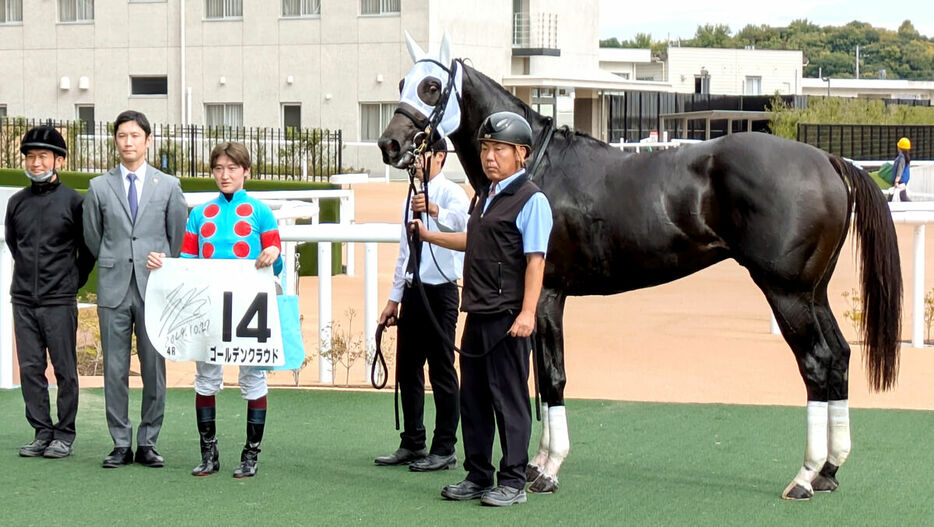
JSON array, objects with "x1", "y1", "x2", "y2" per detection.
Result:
[{"x1": 83, "y1": 164, "x2": 188, "y2": 309}]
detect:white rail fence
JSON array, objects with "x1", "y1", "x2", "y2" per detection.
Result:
[{"x1": 2, "y1": 189, "x2": 934, "y2": 390}]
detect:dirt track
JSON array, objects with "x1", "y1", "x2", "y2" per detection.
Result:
[{"x1": 84, "y1": 182, "x2": 934, "y2": 410}]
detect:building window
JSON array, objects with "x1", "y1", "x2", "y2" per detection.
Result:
[
  {"x1": 694, "y1": 72, "x2": 710, "y2": 95},
  {"x1": 205, "y1": 0, "x2": 241, "y2": 19},
  {"x1": 1, "y1": 0, "x2": 23, "y2": 23},
  {"x1": 282, "y1": 0, "x2": 319, "y2": 17},
  {"x1": 76, "y1": 105, "x2": 95, "y2": 135},
  {"x1": 59, "y1": 0, "x2": 93, "y2": 22},
  {"x1": 360, "y1": 103, "x2": 395, "y2": 141},
  {"x1": 283, "y1": 104, "x2": 301, "y2": 130},
  {"x1": 745, "y1": 76, "x2": 762, "y2": 96},
  {"x1": 205, "y1": 103, "x2": 243, "y2": 127},
  {"x1": 0, "y1": 105, "x2": 7, "y2": 118},
  {"x1": 130, "y1": 76, "x2": 169, "y2": 96},
  {"x1": 361, "y1": 0, "x2": 399, "y2": 16}
]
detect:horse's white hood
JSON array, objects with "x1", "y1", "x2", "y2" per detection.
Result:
[{"x1": 399, "y1": 59, "x2": 463, "y2": 140}]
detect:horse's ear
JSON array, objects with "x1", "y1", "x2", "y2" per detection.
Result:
[
  {"x1": 439, "y1": 33, "x2": 452, "y2": 66},
  {"x1": 404, "y1": 30, "x2": 426, "y2": 62}
]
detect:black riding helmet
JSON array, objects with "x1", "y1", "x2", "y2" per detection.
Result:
[
  {"x1": 477, "y1": 111, "x2": 532, "y2": 156},
  {"x1": 21, "y1": 125, "x2": 67, "y2": 158}
]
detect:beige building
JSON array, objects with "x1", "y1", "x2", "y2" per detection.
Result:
[
  {"x1": 597, "y1": 46, "x2": 806, "y2": 96},
  {"x1": 801, "y1": 77, "x2": 934, "y2": 102},
  {"x1": 0, "y1": 0, "x2": 624, "y2": 176}
]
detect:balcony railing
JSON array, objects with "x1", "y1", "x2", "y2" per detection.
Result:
[{"x1": 512, "y1": 12, "x2": 558, "y2": 49}]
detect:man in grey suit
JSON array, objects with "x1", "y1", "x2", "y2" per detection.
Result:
[{"x1": 83, "y1": 110, "x2": 188, "y2": 468}]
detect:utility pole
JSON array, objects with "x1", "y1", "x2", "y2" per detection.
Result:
[{"x1": 856, "y1": 45, "x2": 860, "y2": 78}]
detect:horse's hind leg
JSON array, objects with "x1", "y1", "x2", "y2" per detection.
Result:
[
  {"x1": 762, "y1": 286, "x2": 837, "y2": 501},
  {"x1": 810, "y1": 295, "x2": 852, "y2": 493},
  {"x1": 527, "y1": 288, "x2": 568, "y2": 493}
]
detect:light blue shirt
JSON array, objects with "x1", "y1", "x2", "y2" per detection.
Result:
[{"x1": 482, "y1": 169, "x2": 553, "y2": 255}]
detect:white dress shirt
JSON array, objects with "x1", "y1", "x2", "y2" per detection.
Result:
[
  {"x1": 389, "y1": 173, "x2": 469, "y2": 303},
  {"x1": 120, "y1": 161, "x2": 148, "y2": 203}
]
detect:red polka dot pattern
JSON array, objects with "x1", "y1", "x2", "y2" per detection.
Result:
[
  {"x1": 234, "y1": 221, "x2": 252, "y2": 237},
  {"x1": 236, "y1": 203, "x2": 253, "y2": 217},
  {"x1": 202, "y1": 242, "x2": 215, "y2": 258},
  {"x1": 201, "y1": 222, "x2": 216, "y2": 238},
  {"x1": 204, "y1": 204, "x2": 220, "y2": 218},
  {"x1": 233, "y1": 241, "x2": 250, "y2": 258}
]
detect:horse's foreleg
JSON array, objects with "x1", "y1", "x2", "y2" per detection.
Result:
[{"x1": 528, "y1": 289, "x2": 568, "y2": 494}]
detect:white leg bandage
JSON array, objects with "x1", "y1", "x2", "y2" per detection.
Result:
[
  {"x1": 530, "y1": 403, "x2": 550, "y2": 468},
  {"x1": 544, "y1": 405, "x2": 570, "y2": 477},
  {"x1": 827, "y1": 399, "x2": 851, "y2": 467},
  {"x1": 792, "y1": 401, "x2": 829, "y2": 489}
]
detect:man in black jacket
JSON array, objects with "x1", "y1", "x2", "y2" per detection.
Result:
[{"x1": 4, "y1": 126, "x2": 95, "y2": 458}]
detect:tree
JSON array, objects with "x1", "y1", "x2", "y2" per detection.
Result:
[{"x1": 690, "y1": 24, "x2": 733, "y2": 47}]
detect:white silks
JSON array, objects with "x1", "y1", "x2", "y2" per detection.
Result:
[{"x1": 398, "y1": 59, "x2": 463, "y2": 140}]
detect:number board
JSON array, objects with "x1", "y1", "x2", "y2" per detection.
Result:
[{"x1": 144, "y1": 258, "x2": 284, "y2": 366}]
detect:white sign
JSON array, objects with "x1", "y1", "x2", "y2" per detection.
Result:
[{"x1": 145, "y1": 258, "x2": 284, "y2": 366}]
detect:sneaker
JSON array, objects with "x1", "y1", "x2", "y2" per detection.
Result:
[
  {"x1": 441, "y1": 479, "x2": 493, "y2": 501},
  {"x1": 42, "y1": 440, "x2": 73, "y2": 459},
  {"x1": 19, "y1": 438, "x2": 51, "y2": 458},
  {"x1": 480, "y1": 485, "x2": 527, "y2": 507}
]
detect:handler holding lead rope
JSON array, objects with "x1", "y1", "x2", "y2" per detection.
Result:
[
  {"x1": 413, "y1": 111, "x2": 553, "y2": 507},
  {"x1": 374, "y1": 138, "x2": 469, "y2": 472}
]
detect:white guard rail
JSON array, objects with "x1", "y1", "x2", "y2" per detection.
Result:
[
  {"x1": 278, "y1": 223, "x2": 400, "y2": 384},
  {"x1": 2, "y1": 193, "x2": 934, "y2": 390}
]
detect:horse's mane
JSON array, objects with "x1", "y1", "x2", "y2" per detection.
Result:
[{"x1": 457, "y1": 61, "x2": 618, "y2": 155}]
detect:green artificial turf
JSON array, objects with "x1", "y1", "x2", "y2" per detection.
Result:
[{"x1": 0, "y1": 389, "x2": 931, "y2": 525}]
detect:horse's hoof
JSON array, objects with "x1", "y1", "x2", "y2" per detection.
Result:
[
  {"x1": 528, "y1": 473, "x2": 558, "y2": 494},
  {"x1": 525, "y1": 463, "x2": 543, "y2": 483},
  {"x1": 813, "y1": 462, "x2": 840, "y2": 492},
  {"x1": 781, "y1": 482, "x2": 813, "y2": 501}
]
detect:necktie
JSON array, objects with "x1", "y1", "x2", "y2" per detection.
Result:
[{"x1": 127, "y1": 173, "x2": 138, "y2": 223}]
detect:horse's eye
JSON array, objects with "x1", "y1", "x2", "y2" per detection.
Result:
[
  {"x1": 398, "y1": 79, "x2": 405, "y2": 94},
  {"x1": 416, "y1": 77, "x2": 443, "y2": 106}
]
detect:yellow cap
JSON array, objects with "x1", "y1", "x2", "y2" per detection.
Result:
[{"x1": 897, "y1": 137, "x2": 911, "y2": 150}]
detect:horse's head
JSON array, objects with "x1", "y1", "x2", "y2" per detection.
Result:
[{"x1": 378, "y1": 32, "x2": 463, "y2": 169}]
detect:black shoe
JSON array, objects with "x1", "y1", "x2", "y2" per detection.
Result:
[
  {"x1": 135, "y1": 446, "x2": 165, "y2": 468},
  {"x1": 102, "y1": 447, "x2": 133, "y2": 468},
  {"x1": 233, "y1": 442, "x2": 261, "y2": 479},
  {"x1": 374, "y1": 447, "x2": 427, "y2": 466},
  {"x1": 193, "y1": 435, "x2": 220, "y2": 476},
  {"x1": 409, "y1": 453, "x2": 456, "y2": 472},
  {"x1": 42, "y1": 440, "x2": 73, "y2": 459},
  {"x1": 480, "y1": 485, "x2": 527, "y2": 506},
  {"x1": 19, "y1": 438, "x2": 51, "y2": 458},
  {"x1": 441, "y1": 479, "x2": 493, "y2": 501}
]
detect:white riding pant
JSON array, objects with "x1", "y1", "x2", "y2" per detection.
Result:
[{"x1": 194, "y1": 362, "x2": 268, "y2": 400}]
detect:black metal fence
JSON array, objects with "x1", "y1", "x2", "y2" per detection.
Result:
[
  {"x1": 606, "y1": 92, "x2": 806, "y2": 142},
  {"x1": 0, "y1": 117, "x2": 342, "y2": 181},
  {"x1": 796, "y1": 124, "x2": 933, "y2": 160}
]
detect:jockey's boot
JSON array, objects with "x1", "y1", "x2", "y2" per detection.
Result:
[
  {"x1": 233, "y1": 405, "x2": 265, "y2": 478},
  {"x1": 191, "y1": 418, "x2": 219, "y2": 476}
]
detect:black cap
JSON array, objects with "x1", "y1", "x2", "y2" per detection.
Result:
[
  {"x1": 21, "y1": 126, "x2": 67, "y2": 158},
  {"x1": 477, "y1": 111, "x2": 532, "y2": 154}
]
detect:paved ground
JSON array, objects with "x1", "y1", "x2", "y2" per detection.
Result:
[{"x1": 76, "y1": 182, "x2": 934, "y2": 410}]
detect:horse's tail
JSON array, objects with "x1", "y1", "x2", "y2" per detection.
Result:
[{"x1": 831, "y1": 155, "x2": 902, "y2": 391}]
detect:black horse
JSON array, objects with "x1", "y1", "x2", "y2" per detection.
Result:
[{"x1": 378, "y1": 39, "x2": 902, "y2": 500}]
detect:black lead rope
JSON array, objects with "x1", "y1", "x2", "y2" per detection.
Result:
[{"x1": 371, "y1": 322, "x2": 389, "y2": 390}]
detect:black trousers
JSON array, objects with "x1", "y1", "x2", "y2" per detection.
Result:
[
  {"x1": 459, "y1": 313, "x2": 531, "y2": 490},
  {"x1": 396, "y1": 283, "x2": 460, "y2": 455},
  {"x1": 12, "y1": 304, "x2": 79, "y2": 444}
]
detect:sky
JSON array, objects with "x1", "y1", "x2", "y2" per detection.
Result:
[{"x1": 598, "y1": 0, "x2": 934, "y2": 42}]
